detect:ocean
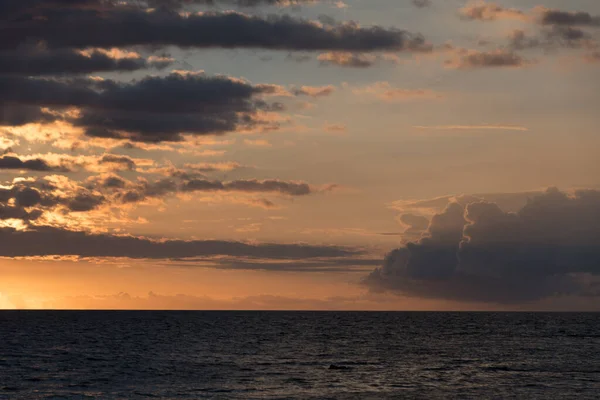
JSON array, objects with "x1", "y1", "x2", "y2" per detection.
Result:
[{"x1": 0, "y1": 311, "x2": 599, "y2": 399}]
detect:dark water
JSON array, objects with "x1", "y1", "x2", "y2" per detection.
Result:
[{"x1": 1, "y1": 312, "x2": 599, "y2": 399}]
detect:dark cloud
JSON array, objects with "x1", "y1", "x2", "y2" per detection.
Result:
[
  {"x1": 0, "y1": 104, "x2": 57, "y2": 126},
  {"x1": 0, "y1": 225, "x2": 360, "y2": 259},
  {"x1": 366, "y1": 188, "x2": 600, "y2": 304},
  {"x1": 121, "y1": 177, "x2": 313, "y2": 202},
  {"x1": 221, "y1": 179, "x2": 311, "y2": 196},
  {"x1": 1, "y1": 7, "x2": 428, "y2": 53},
  {"x1": 543, "y1": 26, "x2": 593, "y2": 48},
  {"x1": 459, "y1": 3, "x2": 600, "y2": 29},
  {"x1": 0, "y1": 174, "x2": 317, "y2": 219},
  {"x1": 0, "y1": 47, "x2": 171, "y2": 76},
  {"x1": 0, "y1": 205, "x2": 42, "y2": 221},
  {"x1": 508, "y1": 27, "x2": 593, "y2": 51},
  {"x1": 0, "y1": 180, "x2": 106, "y2": 213},
  {"x1": 66, "y1": 191, "x2": 105, "y2": 212},
  {"x1": 0, "y1": 73, "x2": 281, "y2": 141},
  {"x1": 169, "y1": 256, "x2": 381, "y2": 272},
  {"x1": 145, "y1": 0, "x2": 319, "y2": 8},
  {"x1": 538, "y1": 9, "x2": 600, "y2": 27},
  {"x1": 0, "y1": 155, "x2": 59, "y2": 172}
]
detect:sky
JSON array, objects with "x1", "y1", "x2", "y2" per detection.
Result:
[{"x1": 1, "y1": 0, "x2": 599, "y2": 310}]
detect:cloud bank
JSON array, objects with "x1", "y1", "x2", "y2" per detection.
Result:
[{"x1": 366, "y1": 188, "x2": 600, "y2": 304}]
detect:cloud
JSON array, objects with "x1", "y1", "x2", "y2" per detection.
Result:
[
  {"x1": 0, "y1": 155, "x2": 67, "y2": 172},
  {"x1": 0, "y1": 178, "x2": 106, "y2": 217},
  {"x1": 318, "y1": 52, "x2": 376, "y2": 68},
  {"x1": 317, "y1": 52, "x2": 408, "y2": 68},
  {"x1": 413, "y1": 124, "x2": 528, "y2": 132},
  {"x1": 182, "y1": 179, "x2": 311, "y2": 196},
  {"x1": 366, "y1": 188, "x2": 600, "y2": 304},
  {"x1": 537, "y1": 9, "x2": 600, "y2": 28},
  {"x1": 0, "y1": 73, "x2": 282, "y2": 142},
  {"x1": 460, "y1": 2, "x2": 600, "y2": 29},
  {"x1": 1, "y1": 0, "x2": 320, "y2": 16},
  {"x1": 291, "y1": 85, "x2": 335, "y2": 97},
  {"x1": 508, "y1": 27, "x2": 595, "y2": 51},
  {"x1": 0, "y1": 46, "x2": 172, "y2": 76},
  {"x1": 390, "y1": 190, "x2": 544, "y2": 215},
  {"x1": 0, "y1": 225, "x2": 360, "y2": 259},
  {"x1": 352, "y1": 82, "x2": 443, "y2": 101},
  {"x1": 460, "y1": 1, "x2": 527, "y2": 22},
  {"x1": 445, "y1": 49, "x2": 531, "y2": 69},
  {"x1": 167, "y1": 255, "x2": 380, "y2": 272},
  {"x1": 145, "y1": 0, "x2": 320, "y2": 8},
  {"x1": 98, "y1": 154, "x2": 137, "y2": 171},
  {"x1": 2, "y1": 7, "x2": 428, "y2": 53},
  {"x1": 398, "y1": 213, "x2": 429, "y2": 239},
  {"x1": 0, "y1": 173, "x2": 320, "y2": 226}
]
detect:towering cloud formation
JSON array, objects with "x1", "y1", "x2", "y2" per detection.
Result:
[{"x1": 366, "y1": 189, "x2": 600, "y2": 303}]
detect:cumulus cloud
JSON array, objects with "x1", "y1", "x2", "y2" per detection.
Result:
[
  {"x1": 398, "y1": 213, "x2": 429, "y2": 239},
  {"x1": 366, "y1": 188, "x2": 600, "y2": 304},
  {"x1": 390, "y1": 190, "x2": 544, "y2": 216},
  {"x1": 0, "y1": 73, "x2": 283, "y2": 142}
]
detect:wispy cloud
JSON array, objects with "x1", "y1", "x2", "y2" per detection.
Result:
[{"x1": 413, "y1": 125, "x2": 529, "y2": 132}]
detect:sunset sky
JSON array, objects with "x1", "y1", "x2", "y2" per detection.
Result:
[{"x1": 1, "y1": 0, "x2": 599, "y2": 310}]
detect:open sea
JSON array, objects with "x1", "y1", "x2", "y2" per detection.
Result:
[{"x1": 0, "y1": 311, "x2": 599, "y2": 399}]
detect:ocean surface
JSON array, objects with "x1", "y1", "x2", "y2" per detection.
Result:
[{"x1": 0, "y1": 312, "x2": 599, "y2": 399}]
